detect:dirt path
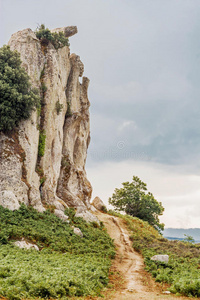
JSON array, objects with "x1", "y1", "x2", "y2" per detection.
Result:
[{"x1": 95, "y1": 212, "x2": 192, "y2": 300}]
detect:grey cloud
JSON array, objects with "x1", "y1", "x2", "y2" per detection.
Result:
[{"x1": 1, "y1": 0, "x2": 200, "y2": 171}]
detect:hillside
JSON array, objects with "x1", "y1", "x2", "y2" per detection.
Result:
[
  {"x1": 91, "y1": 211, "x2": 191, "y2": 300},
  {"x1": 1, "y1": 205, "x2": 200, "y2": 299},
  {"x1": 98, "y1": 211, "x2": 200, "y2": 299},
  {"x1": 0, "y1": 205, "x2": 115, "y2": 299}
]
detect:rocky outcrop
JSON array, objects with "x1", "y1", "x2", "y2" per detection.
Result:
[
  {"x1": 51, "y1": 26, "x2": 78, "y2": 38},
  {"x1": 0, "y1": 27, "x2": 96, "y2": 222},
  {"x1": 151, "y1": 255, "x2": 169, "y2": 263},
  {"x1": 14, "y1": 239, "x2": 39, "y2": 251},
  {"x1": 92, "y1": 196, "x2": 107, "y2": 212},
  {"x1": 73, "y1": 227, "x2": 83, "y2": 237}
]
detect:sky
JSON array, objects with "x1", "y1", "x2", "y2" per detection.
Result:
[{"x1": 1, "y1": 0, "x2": 200, "y2": 228}]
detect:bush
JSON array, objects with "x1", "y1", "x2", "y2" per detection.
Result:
[
  {"x1": 35, "y1": 24, "x2": 69, "y2": 49},
  {"x1": 65, "y1": 101, "x2": 72, "y2": 118},
  {"x1": 0, "y1": 45, "x2": 40, "y2": 132},
  {"x1": 55, "y1": 100, "x2": 63, "y2": 115},
  {"x1": 109, "y1": 176, "x2": 164, "y2": 231},
  {"x1": 38, "y1": 130, "x2": 46, "y2": 157}
]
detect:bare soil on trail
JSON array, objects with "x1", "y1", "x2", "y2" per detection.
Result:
[{"x1": 93, "y1": 212, "x2": 193, "y2": 300}]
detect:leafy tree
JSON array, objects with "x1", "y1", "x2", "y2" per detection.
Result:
[
  {"x1": 0, "y1": 45, "x2": 40, "y2": 132},
  {"x1": 109, "y1": 176, "x2": 164, "y2": 231}
]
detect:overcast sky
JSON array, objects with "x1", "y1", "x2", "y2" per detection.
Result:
[{"x1": 1, "y1": 0, "x2": 200, "y2": 228}]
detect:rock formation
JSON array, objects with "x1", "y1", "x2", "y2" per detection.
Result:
[
  {"x1": 0, "y1": 26, "x2": 97, "y2": 222},
  {"x1": 92, "y1": 196, "x2": 107, "y2": 212}
]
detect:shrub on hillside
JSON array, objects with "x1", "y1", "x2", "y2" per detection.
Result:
[
  {"x1": 35, "y1": 24, "x2": 69, "y2": 49},
  {"x1": 0, "y1": 45, "x2": 40, "y2": 132},
  {"x1": 109, "y1": 176, "x2": 164, "y2": 231}
]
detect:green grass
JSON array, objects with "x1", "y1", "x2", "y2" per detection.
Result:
[
  {"x1": 108, "y1": 210, "x2": 200, "y2": 298},
  {"x1": 0, "y1": 205, "x2": 115, "y2": 299}
]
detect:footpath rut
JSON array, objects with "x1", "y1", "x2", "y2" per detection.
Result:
[{"x1": 95, "y1": 212, "x2": 190, "y2": 300}]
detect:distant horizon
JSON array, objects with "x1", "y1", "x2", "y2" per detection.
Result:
[
  {"x1": 163, "y1": 228, "x2": 200, "y2": 241},
  {"x1": 164, "y1": 227, "x2": 200, "y2": 230}
]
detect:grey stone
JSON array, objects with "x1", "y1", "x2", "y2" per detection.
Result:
[
  {"x1": 64, "y1": 26, "x2": 78, "y2": 37},
  {"x1": 14, "y1": 238, "x2": 39, "y2": 251},
  {"x1": 54, "y1": 209, "x2": 69, "y2": 222},
  {"x1": 151, "y1": 255, "x2": 169, "y2": 263},
  {"x1": 90, "y1": 205, "x2": 98, "y2": 212},
  {"x1": 92, "y1": 196, "x2": 106, "y2": 211},
  {"x1": 0, "y1": 191, "x2": 20, "y2": 211},
  {"x1": 75, "y1": 207, "x2": 100, "y2": 224},
  {"x1": 73, "y1": 227, "x2": 83, "y2": 237},
  {"x1": 51, "y1": 26, "x2": 78, "y2": 38}
]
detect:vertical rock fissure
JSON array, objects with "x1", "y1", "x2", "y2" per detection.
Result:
[
  {"x1": 3, "y1": 130, "x2": 31, "y2": 205},
  {"x1": 35, "y1": 47, "x2": 47, "y2": 203},
  {"x1": 56, "y1": 66, "x2": 73, "y2": 202}
]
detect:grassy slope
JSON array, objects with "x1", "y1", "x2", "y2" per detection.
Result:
[
  {"x1": 0, "y1": 205, "x2": 115, "y2": 300},
  {"x1": 108, "y1": 210, "x2": 200, "y2": 298}
]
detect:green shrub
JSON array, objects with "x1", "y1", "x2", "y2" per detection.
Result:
[
  {"x1": 0, "y1": 45, "x2": 40, "y2": 132},
  {"x1": 109, "y1": 176, "x2": 164, "y2": 231},
  {"x1": 51, "y1": 31, "x2": 70, "y2": 49},
  {"x1": 38, "y1": 130, "x2": 46, "y2": 157},
  {"x1": 35, "y1": 24, "x2": 69, "y2": 49},
  {"x1": 61, "y1": 156, "x2": 70, "y2": 170},
  {"x1": 39, "y1": 176, "x2": 46, "y2": 185},
  {"x1": 65, "y1": 207, "x2": 76, "y2": 220},
  {"x1": 55, "y1": 100, "x2": 63, "y2": 115},
  {"x1": 65, "y1": 101, "x2": 72, "y2": 118},
  {"x1": 40, "y1": 82, "x2": 47, "y2": 94},
  {"x1": 101, "y1": 205, "x2": 108, "y2": 213},
  {"x1": 35, "y1": 24, "x2": 53, "y2": 45}
]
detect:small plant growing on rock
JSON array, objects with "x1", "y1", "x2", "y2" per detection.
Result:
[
  {"x1": 41, "y1": 82, "x2": 47, "y2": 94},
  {"x1": 55, "y1": 100, "x2": 63, "y2": 115},
  {"x1": 35, "y1": 24, "x2": 69, "y2": 49},
  {"x1": 65, "y1": 101, "x2": 72, "y2": 118},
  {"x1": 61, "y1": 156, "x2": 70, "y2": 169},
  {"x1": 38, "y1": 130, "x2": 46, "y2": 157},
  {"x1": 40, "y1": 176, "x2": 46, "y2": 186},
  {"x1": 101, "y1": 206, "x2": 108, "y2": 213}
]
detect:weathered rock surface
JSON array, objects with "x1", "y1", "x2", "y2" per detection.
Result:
[
  {"x1": 51, "y1": 26, "x2": 78, "y2": 38},
  {"x1": 54, "y1": 209, "x2": 69, "y2": 222},
  {"x1": 75, "y1": 206, "x2": 100, "y2": 224},
  {"x1": 151, "y1": 255, "x2": 169, "y2": 263},
  {"x1": 0, "y1": 26, "x2": 96, "y2": 222},
  {"x1": 14, "y1": 238, "x2": 39, "y2": 251},
  {"x1": 92, "y1": 196, "x2": 106, "y2": 211},
  {"x1": 73, "y1": 227, "x2": 83, "y2": 237}
]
